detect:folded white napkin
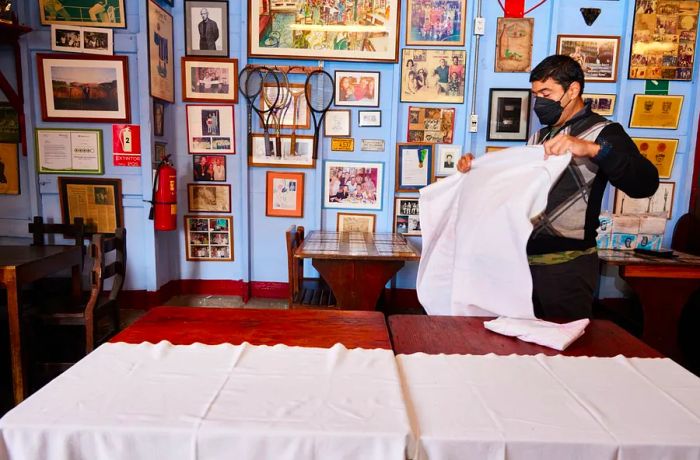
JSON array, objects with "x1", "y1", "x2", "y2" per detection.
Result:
[{"x1": 483, "y1": 317, "x2": 590, "y2": 351}]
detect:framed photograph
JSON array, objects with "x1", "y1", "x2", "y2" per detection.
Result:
[
  {"x1": 193, "y1": 154, "x2": 226, "y2": 181},
  {"x1": 35, "y1": 128, "x2": 103, "y2": 174},
  {"x1": 487, "y1": 88, "x2": 531, "y2": 141},
  {"x1": 185, "y1": 215, "x2": 233, "y2": 261},
  {"x1": 186, "y1": 104, "x2": 235, "y2": 154},
  {"x1": 249, "y1": 133, "x2": 315, "y2": 168},
  {"x1": 154, "y1": 141, "x2": 167, "y2": 163},
  {"x1": 556, "y1": 35, "x2": 620, "y2": 82},
  {"x1": 407, "y1": 106, "x2": 455, "y2": 143},
  {"x1": 629, "y1": 94, "x2": 683, "y2": 129},
  {"x1": 182, "y1": 57, "x2": 238, "y2": 103},
  {"x1": 358, "y1": 110, "x2": 381, "y2": 127},
  {"x1": 187, "y1": 183, "x2": 231, "y2": 213},
  {"x1": 632, "y1": 137, "x2": 678, "y2": 179},
  {"x1": 336, "y1": 212, "x2": 376, "y2": 232},
  {"x1": 51, "y1": 25, "x2": 113, "y2": 55},
  {"x1": 629, "y1": 0, "x2": 698, "y2": 81},
  {"x1": 396, "y1": 143, "x2": 434, "y2": 192},
  {"x1": 583, "y1": 93, "x2": 616, "y2": 117},
  {"x1": 57, "y1": 177, "x2": 124, "y2": 234},
  {"x1": 495, "y1": 17, "x2": 534, "y2": 72},
  {"x1": 614, "y1": 181, "x2": 675, "y2": 219},
  {"x1": 0, "y1": 144, "x2": 20, "y2": 195},
  {"x1": 260, "y1": 83, "x2": 310, "y2": 129},
  {"x1": 394, "y1": 197, "x2": 421, "y2": 236},
  {"x1": 39, "y1": 0, "x2": 126, "y2": 28},
  {"x1": 324, "y1": 161, "x2": 383, "y2": 210},
  {"x1": 0, "y1": 103, "x2": 19, "y2": 143},
  {"x1": 266, "y1": 171, "x2": 304, "y2": 218},
  {"x1": 435, "y1": 144, "x2": 461, "y2": 176},
  {"x1": 406, "y1": 0, "x2": 466, "y2": 46},
  {"x1": 148, "y1": 0, "x2": 174, "y2": 102},
  {"x1": 185, "y1": 1, "x2": 229, "y2": 57},
  {"x1": 401, "y1": 49, "x2": 466, "y2": 103},
  {"x1": 37, "y1": 53, "x2": 130, "y2": 123},
  {"x1": 248, "y1": 0, "x2": 400, "y2": 62},
  {"x1": 324, "y1": 110, "x2": 351, "y2": 137},
  {"x1": 334, "y1": 71, "x2": 380, "y2": 107},
  {"x1": 153, "y1": 100, "x2": 165, "y2": 137}
]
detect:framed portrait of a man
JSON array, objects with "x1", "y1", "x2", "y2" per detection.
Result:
[{"x1": 185, "y1": 1, "x2": 229, "y2": 57}]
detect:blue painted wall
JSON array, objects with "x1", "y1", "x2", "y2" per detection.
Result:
[{"x1": 2, "y1": 0, "x2": 698, "y2": 298}]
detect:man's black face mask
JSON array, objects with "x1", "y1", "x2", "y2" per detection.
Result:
[{"x1": 533, "y1": 94, "x2": 565, "y2": 126}]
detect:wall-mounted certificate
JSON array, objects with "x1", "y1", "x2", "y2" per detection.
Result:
[
  {"x1": 629, "y1": 94, "x2": 683, "y2": 129},
  {"x1": 396, "y1": 143, "x2": 434, "y2": 192},
  {"x1": 35, "y1": 128, "x2": 103, "y2": 174}
]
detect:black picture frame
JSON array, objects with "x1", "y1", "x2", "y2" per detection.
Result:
[
  {"x1": 153, "y1": 99, "x2": 165, "y2": 136},
  {"x1": 358, "y1": 110, "x2": 382, "y2": 127},
  {"x1": 58, "y1": 177, "x2": 124, "y2": 235},
  {"x1": 185, "y1": 0, "x2": 229, "y2": 57},
  {"x1": 486, "y1": 88, "x2": 531, "y2": 142}
]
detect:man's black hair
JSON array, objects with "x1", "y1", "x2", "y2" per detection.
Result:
[{"x1": 529, "y1": 55, "x2": 585, "y2": 95}]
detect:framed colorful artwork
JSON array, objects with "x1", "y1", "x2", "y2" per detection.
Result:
[
  {"x1": 487, "y1": 88, "x2": 531, "y2": 141},
  {"x1": 495, "y1": 17, "x2": 534, "y2": 73},
  {"x1": 614, "y1": 181, "x2": 675, "y2": 219},
  {"x1": 556, "y1": 35, "x2": 621, "y2": 82},
  {"x1": 51, "y1": 25, "x2": 113, "y2": 55},
  {"x1": 248, "y1": 0, "x2": 400, "y2": 62},
  {"x1": 35, "y1": 128, "x2": 104, "y2": 174},
  {"x1": 583, "y1": 93, "x2": 616, "y2": 116},
  {"x1": 336, "y1": 212, "x2": 376, "y2": 232},
  {"x1": 182, "y1": 57, "x2": 238, "y2": 103},
  {"x1": 0, "y1": 144, "x2": 19, "y2": 195},
  {"x1": 324, "y1": 110, "x2": 351, "y2": 137},
  {"x1": 38, "y1": 0, "x2": 126, "y2": 28},
  {"x1": 185, "y1": 215, "x2": 233, "y2": 261},
  {"x1": 148, "y1": 0, "x2": 175, "y2": 102},
  {"x1": 435, "y1": 144, "x2": 461, "y2": 176},
  {"x1": 324, "y1": 161, "x2": 383, "y2": 210},
  {"x1": 394, "y1": 197, "x2": 421, "y2": 236},
  {"x1": 358, "y1": 110, "x2": 381, "y2": 127},
  {"x1": 266, "y1": 171, "x2": 304, "y2": 217},
  {"x1": 186, "y1": 104, "x2": 235, "y2": 154},
  {"x1": 401, "y1": 49, "x2": 466, "y2": 103},
  {"x1": 396, "y1": 143, "x2": 434, "y2": 192},
  {"x1": 629, "y1": 0, "x2": 698, "y2": 80},
  {"x1": 0, "y1": 103, "x2": 19, "y2": 143},
  {"x1": 193, "y1": 154, "x2": 226, "y2": 181},
  {"x1": 185, "y1": 1, "x2": 229, "y2": 57},
  {"x1": 249, "y1": 133, "x2": 315, "y2": 168},
  {"x1": 407, "y1": 106, "x2": 455, "y2": 143},
  {"x1": 57, "y1": 177, "x2": 124, "y2": 234},
  {"x1": 632, "y1": 137, "x2": 678, "y2": 179},
  {"x1": 187, "y1": 183, "x2": 231, "y2": 212},
  {"x1": 406, "y1": 0, "x2": 466, "y2": 46},
  {"x1": 37, "y1": 53, "x2": 130, "y2": 123},
  {"x1": 629, "y1": 94, "x2": 683, "y2": 129},
  {"x1": 334, "y1": 71, "x2": 380, "y2": 107}
]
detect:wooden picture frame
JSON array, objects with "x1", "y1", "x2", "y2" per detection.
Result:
[
  {"x1": 51, "y1": 25, "x2": 113, "y2": 55},
  {"x1": 358, "y1": 110, "x2": 381, "y2": 127},
  {"x1": 336, "y1": 212, "x2": 376, "y2": 232},
  {"x1": 556, "y1": 34, "x2": 621, "y2": 82},
  {"x1": 185, "y1": 0, "x2": 229, "y2": 57},
  {"x1": 182, "y1": 57, "x2": 238, "y2": 103},
  {"x1": 435, "y1": 144, "x2": 461, "y2": 177},
  {"x1": 407, "y1": 106, "x2": 455, "y2": 143},
  {"x1": 260, "y1": 83, "x2": 310, "y2": 129},
  {"x1": 148, "y1": 0, "x2": 175, "y2": 102},
  {"x1": 187, "y1": 183, "x2": 231, "y2": 213},
  {"x1": 487, "y1": 88, "x2": 531, "y2": 142},
  {"x1": 614, "y1": 181, "x2": 675, "y2": 219},
  {"x1": 38, "y1": 0, "x2": 126, "y2": 28},
  {"x1": 324, "y1": 160, "x2": 383, "y2": 210},
  {"x1": 37, "y1": 53, "x2": 130, "y2": 123},
  {"x1": 396, "y1": 142, "x2": 434, "y2": 192},
  {"x1": 324, "y1": 110, "x2": 352, "y2": 137},
  {"x1": 629, "y1": 94, "x2": 683, "y2": 129},
  {"x1": 186, "y1": 104, "x2": 236, "y2": 154},
  {"x1": 57, "y1": 176, "x2": 124, "y2": 234},
  {"x1": 406, "y1": 0, "x2": 466, "y2": 46},
  {"x1": 394, "y1": 197, "x2": 421, "y2": 236},
  {"x1": 154, "y1": 142, "x2": 168, "y2": 164},
  {"x1": 0, "y1": 144, "x2": 20, "y2": 195},
  {"x1": 185, "y1": 215, "x2": 233, "y2": 261},
  {"x1": 495, "y1": 17, "x2": 534, "y2": 73},
  {"x1": 401, "y1": 49, "x2": 466, "y2": 103},
  {"x1": 0, "y1": 103, "x2": 20, "y2": 143},
  {"x1": 153, "y1": 99, "x2": 165, "y2": 137},
  {"x1": 193, "y1": 154, "x2": 226, "y2": 181},
  {"x1": 334, "y1": 71, "x2": 380, "y2": 107},
  {"x1": 583, "y1": 93, "x2": 616, "y2": 117},
  {"x1": 35, "y1": 128, "x2": 104, "y2": 174},
  {"x1": 632, "y1": 137, "x2": 678, "y2": 179},
  {"x1": 266, "y1": 171, "x2": 305, "y2": 217},
  {"x1": 249, "y1": 133, "x2": 315, "y2": 168}
]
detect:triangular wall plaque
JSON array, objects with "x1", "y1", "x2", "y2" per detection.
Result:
[{"x1": 580, "y1": 8, "x2": 601, "y2": 26}]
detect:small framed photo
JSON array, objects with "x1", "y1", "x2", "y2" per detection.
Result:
[
  {"x1": 187, "y1": 183, "x2": 231, "y2": 213},
  {"x1": 394, "y1": 197, "x2": 421, "y2": 236},
  {"x1": 182, "y1": 57, "x2": 238, "y2": 103},
  {"x1": 185, "y1": 215, "x2": 233, "y2": 261},
  {"x1": 266, "y1": 171, "x2": 304, "y2": 218},
  {"x1": 407, "y1": 106, "x2": 455, "y2": 143},
  {"x1": 632, "y1": 137, "x2": 678, "y2": 179},
  {"x1": 324, "y1": 110, "x2": 351, "y2": 137},
  {"x1": 39, "y1": 0, "x2": 126, "y2": 28},
  {"x1": 249, "y1": 134, "x2": 315, "y2": 168},
  {"x1": 58, "y1": 177, "x2": 124, "y2": 234},
  {"x1": 0, "y1": 103, "x2": 20, "y2": 143},
  {"x1": 154, "y1": 141, "x2": 167, "y2": 163},
  {"x1": 358, "y1": 110, "x2": 381, "y2": 127},
  {"x1": 614, "y1": 181, "x2": 675, "y2": 219},
  {"x1": 435, "y1": 144, "x2": 461, "y2": 176},
  {"x1": 487, "y1": 88, "x2": 531, "y2": 142},
  {"x1": 0, "y1": 144, "x2": 20, "y2": 195},
  {"x1": 153, "y1": 100, "x2": 165, "y2": 136},
  {"x1": 148, "y1": 0, "x2": 174, "y2": 102},
  {"x1": 336, "y1": 212, "x2": 376, "y2": 232},
  {"x1": 186, "y1": 104, "x2": 235, "y2": 154},
  {"x1": 629, "y1": 94, "x2": 683, "y2": 129},
  {"x1": 406, "y1": 0, "x2": 466, "y2": 46},
  {"x1": 495, "y1": 18, "x2": 534, "y2": 72},
  {"x1": 556, "y1": 34, "x2": 621, "y2": 82},
  {"x1": 185, "y1": 0, "x2": 229, "y2": 57},
  {"x1": 396, "y1": 143, "x2": 434, "y2": 192},
  {"x1": 193, "y1": 154, "x2": 226, "y2": 181},
  {"x1": 583, "y1": 94, "x2": 616, "y2": 117},
  {"x1": 324, "y1": 161, "x2": 383, "y2": 210},
  {"x1": 401, "y1": 49, "x2": 466, "y2": 104},
  {"x1": 334, "y1": 71, "x2": 380, "y2": 107},
  {"x1": 51, "y1": 25, "x2": 113, "y2": 55}
]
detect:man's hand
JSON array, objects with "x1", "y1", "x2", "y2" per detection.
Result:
[
  {"x1": 457, "y1": 153, "x2": 474, "y2": 173},
  {"x1": 543, "y1": 134, "x2": 600, "y2": 159}
]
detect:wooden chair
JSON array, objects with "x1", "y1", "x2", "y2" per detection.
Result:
[{"x1": 286, "y1": 225, "x2": 335, "y2": 309}]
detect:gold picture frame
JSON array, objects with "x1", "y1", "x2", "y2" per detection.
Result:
[
  {"x1": 632, "y1": 137, "x2": 678, "y2": 179},
  {"x1": 629, "y1": 94, "x2": 683, "y2": 129}
]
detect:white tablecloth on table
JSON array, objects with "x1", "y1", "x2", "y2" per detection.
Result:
[
  {"x1": 0, "y1": 342, "x2": 414, "y2": 460},
  {"x1": 397, "y1": 353, "x2": 700, "y2": 460}
]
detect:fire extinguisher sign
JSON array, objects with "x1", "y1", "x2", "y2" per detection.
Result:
[{"x1": 112, "y1": 124, "x2": 142, "y2": 167}]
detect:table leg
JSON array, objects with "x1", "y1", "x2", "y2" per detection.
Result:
[
  {"x1": 5, "y1": 274, "x2": 26, "y2": 404},
  {"x1": 312, "y1": 259, "x2": 405, "y2": 310}
]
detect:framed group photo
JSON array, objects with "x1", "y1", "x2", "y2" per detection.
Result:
[
  {"x1": 394, "y1": 197, "x2": 421, "y2": 236},
  {"x1": 396, "y1": 143, "x2": 434, "y2": 192},
  {"x1": 401, "y1": 49, "x2": 466, "y2": 103},
  {"x1": 495, "y1": 18, "x2": 534, "y2": 73},
  {"x1": 186, "y1": 104, "x2": 235, "y2": 154},
  {"x1": 557, "y1": 35, "x2": 620, "y2": 82},
  {"x1": 324, "y1": 161, "x2": 383, "y2": 210},
  {"x1": 632, "y1": 137, "x2": 678, "y2": 179},
  {"x1": 187, "y1": 183, "x2": 231, "y2": 212},
  {"x1": 182, "y1": 57, "x2": 238, "y2": 103},
  {"x1": 614, "y1": 181, "x2": 675, "y2": 219},
  {"x1": 58, "y1": 176, "x2": 124, "y2": 234},
  {"x1": 629, "y1": 94, "x2": 683, "y2": 129},
  {"x1": 336, "y1": 212, "x2": 376, "y2": 232},
  {"x1": 407, "y1": 106, "x2": 455, "y2": 143},
  {"x1": 39, "y1": 0, "x2": 126, "y2": 28},
  {"x1": 193, "y1": 154, "x2": 226, "y2": 181},
  {"x1": 406, "y1": 0, "x2": 467, "y2": 46},
  {"x1": 185, "y1": 215, "x2": 233, "y2": 261},
  {"x1": 487, "y1": 88, "x2": 531, "y2": 142},
  {"x1": 334, "y1": 71, "x2": 380, "y2": 107},
  {"x1": 51, "y1": 25, "x2": 113, "y2": 55},
  {"x1": 148, "y1": 0, "x2": 175, "y2": 102},
  {"x1": 583, "y1": 94, "x2": 616, "y2": 117},
  {"x1": 249, "y1": 133, "x2": 315, "y2": 168},
  {"x1": 185, "y1": 0, "x2": 229, "y2": 57},
  {"x1": 266, "y1": 171, "x2": 304, "y2": 218}
]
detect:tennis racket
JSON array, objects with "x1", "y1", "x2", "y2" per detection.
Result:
[
  {"x1": 260, "y1": 70, "x2": 281, "y2": 157},
  {"x1": 305, "y1": 69, "x2": 335, "y2": 160},
  {"x1": 283, "y1": 66, "x2": 306, "y2": 157},
  {"x1": 271, "y1": 69, "x2": 291, "y2": 158},
  {"x1": 239, "y1": 66, "x2": 270, "y2": 156}
]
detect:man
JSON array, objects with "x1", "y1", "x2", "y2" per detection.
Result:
[
  {"x1": 457, "y1": 55, "x2": 658, "y2": 319},
  {"x1": 198, "y1": 8, "x2": 219, "y2": 50},
  {"x1": 443, "y1": 154, "x2": 454, "y2": 168},
  {"x1": 433, "y1": 59, "x2": 449, "y2": 94}
]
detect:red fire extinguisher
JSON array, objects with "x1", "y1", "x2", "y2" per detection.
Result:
[{"x1": 149, "y1": 155, "x2": 177, "y2": 231}]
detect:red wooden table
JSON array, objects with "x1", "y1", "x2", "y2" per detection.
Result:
[
  {"x1": 111, "y1": 306, "x2": 392, "y2": 349},
  {"x1": 388, "y1": 315, "x2": 663, "y2": 358}
]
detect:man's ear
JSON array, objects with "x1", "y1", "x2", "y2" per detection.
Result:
[{"x1": 569, "y1": 81, "x2": 582, "y2": 99}]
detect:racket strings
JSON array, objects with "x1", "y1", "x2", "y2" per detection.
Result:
[{"x1": 306, "y1": 72, "x2": 334, "y2": 112}]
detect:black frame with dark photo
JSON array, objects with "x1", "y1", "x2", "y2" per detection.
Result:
[
  {"x1": 185, "y1": 0, "x2": 229, "y2": 57},
  {"x1": 486, "y1": 88, "x2": 531, "y2": 142}
]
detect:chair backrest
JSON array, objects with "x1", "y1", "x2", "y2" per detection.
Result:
[
  {"x1": 29, "y1": 215, "x2": 86, "y2": 248},
  {"x1": 285, "y1": 225, "x2": 305, "y2": 306}
]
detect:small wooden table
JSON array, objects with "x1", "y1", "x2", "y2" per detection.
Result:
[
  {"x1": 294, "y1": 231, "x2": 421, "y2": 310},
  {"x1": 599, "y1": 249, "x2": 700, "y2": 361},
  {"x1": 388, "y1": 315, "x2": 663, "y2": 358},
  {"x1": 0, "y1": 245, "x2": 83, "y2": 404},
  {"x1": 111, "y1": 306, "x2": 392, "y2": 350}
]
